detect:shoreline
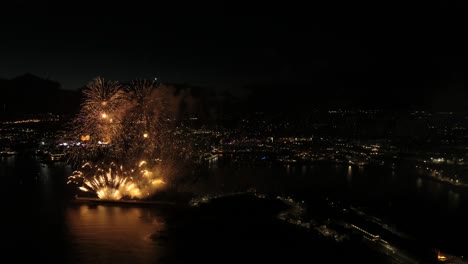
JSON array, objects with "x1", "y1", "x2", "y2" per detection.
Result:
[{"x1": 71, "y1": 196, "x2": 183, "y2": 207}]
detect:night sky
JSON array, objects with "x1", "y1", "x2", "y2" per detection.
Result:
[{"x1": 0, "y1": 2, "x2": 464, "y2": 107}]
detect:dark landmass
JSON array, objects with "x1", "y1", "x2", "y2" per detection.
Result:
[{"x1": 154, "y1": 193, "x2": 393, "y2": 264}]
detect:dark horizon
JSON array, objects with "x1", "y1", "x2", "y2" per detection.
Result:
[{"x1": 0, "y1": 2, "x2": 464, "y2": 104}]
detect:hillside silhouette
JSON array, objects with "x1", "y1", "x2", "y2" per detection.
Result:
[{"x1": 0, "y1": 73, "x2": 80, "y2": 119}]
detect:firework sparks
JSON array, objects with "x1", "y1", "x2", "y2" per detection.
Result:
[{"x1": 68, "y1": 161, "x2": 165, "y2": 200}]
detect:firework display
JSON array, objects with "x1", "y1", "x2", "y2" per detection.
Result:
[{"x1": 66, "y1": 77, "x2": 196, "y2": 200}]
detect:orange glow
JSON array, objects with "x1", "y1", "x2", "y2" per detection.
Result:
[
  {"x1": 152, "y1": 179, "x2": 165, "y2": 185},
  {"x1": 437, "y1": 252, "x2": 447, "y2": 261},
  {"x1": 101, "y1": 113, "x2": 107, "y2": 119},
  {"x1": 143, "y1": 133, "x2": 148, "y2": 138},
  {"x1": 81, "y1": 135, "x2": 90, "y2": 141}
]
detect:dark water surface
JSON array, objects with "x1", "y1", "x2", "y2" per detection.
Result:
[{"x1": 2, "y1": 154, "x2": 467, "y2": 263}]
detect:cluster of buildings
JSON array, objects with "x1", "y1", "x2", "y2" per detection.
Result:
[{"x1": 2, "y1": 110, "x2": 468, "y2": 186}]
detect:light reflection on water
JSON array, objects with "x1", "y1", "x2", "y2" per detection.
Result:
[
  {"x1": 447, "y1": 189, "x2": 460, "y2": 212},
  {"x1": 416, "y1": 177, "x2": 423, "y2": 192},
  {"x1": 346, "y1": 165, "x2": 353, "y2": 185},
  {"x1": 301, "y1": 165, "x2": 307, "y2": 177},
  {"x1": 66, "y1": 205, "x2": 167, "y2": 264}
]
